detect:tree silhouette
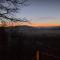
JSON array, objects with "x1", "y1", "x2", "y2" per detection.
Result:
[{"x1": 0, "y1": 0, "x2": 30, "y2": 22}]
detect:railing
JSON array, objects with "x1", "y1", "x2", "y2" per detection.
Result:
[{"x1": 33, "y1": 49, "x2": 60, "y2": 60}]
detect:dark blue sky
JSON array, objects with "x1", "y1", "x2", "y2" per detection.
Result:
[{"x1": 16, "y1": 0, "x2": 60, "y2": 23}]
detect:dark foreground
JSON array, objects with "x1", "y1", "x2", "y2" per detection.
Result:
[{"x1": 0, "y1": 26, "x2": 60, "y2": 60}]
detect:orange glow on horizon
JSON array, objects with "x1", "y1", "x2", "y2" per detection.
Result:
[
  {"x1": 0, "y1": 21, "x2": 60, "y2": 27},
  {"x1": 30, "y1": 23, "x2": 60, "y2": 27}
]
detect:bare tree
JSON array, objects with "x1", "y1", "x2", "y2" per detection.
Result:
[
  {"x1": 11, "y1": 17, "x2": 32, "y2": 24},
  {"x1": 0, "y1": 0, "x2": 29, "y2": 21}
]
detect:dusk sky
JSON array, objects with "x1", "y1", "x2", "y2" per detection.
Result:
[{"x1": 16, "y1": 0, "x2": 60, "y2": 24}]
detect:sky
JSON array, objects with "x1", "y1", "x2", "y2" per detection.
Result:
[{"x1": 16, "y1": 0, "x2": 60, "y2": 24}]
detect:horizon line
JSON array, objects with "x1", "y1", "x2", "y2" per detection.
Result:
[{"x1": 0, "y1": 21, "x2": 60, "y2": 27}]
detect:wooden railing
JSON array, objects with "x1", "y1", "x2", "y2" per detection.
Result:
[
  {"x1": 33, "y1": 50, "x2": 40, "y2": 60},
  {"x1": 36, "y1": 50, "x2": 40, "y2": 60}
]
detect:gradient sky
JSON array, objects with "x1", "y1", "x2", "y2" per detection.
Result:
[{"x1": 16, "y1": 0, "x2": 60, "y2": 24}]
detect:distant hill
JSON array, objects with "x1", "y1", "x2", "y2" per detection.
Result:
[
  {"x1": 2, "y1": 25, "x2": 60, "y2": 37},
  {"x1": 4, "y1": 25, "x2": 60, "y2": 30},
  {"x1": 1, "y1": 25, "x2": 60, "y2": 32},
  {"x1": 0, "y1": 25, "x2": 60, "y2": 37}
]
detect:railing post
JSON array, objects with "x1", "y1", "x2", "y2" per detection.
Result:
[{"x1": 36, "y1": 50, "x2": 39, "y2": 60}]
